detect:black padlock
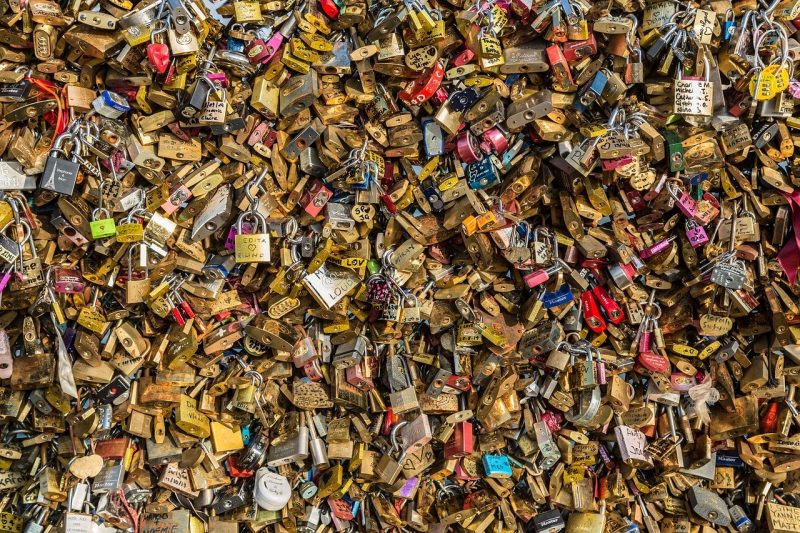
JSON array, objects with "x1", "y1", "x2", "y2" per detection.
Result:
[
  {"x1": 530, "y1": 509, "x2": 565, "y2": 533},
  {"x1": 179, "y1": 77, "x2": 213, "y2": 119},
  {"x1": 40, "y1": 133, "x2": 80, "y2": 195},
  {"x1": 212, "y1": 483, "x2": 250, "y2": 514}
]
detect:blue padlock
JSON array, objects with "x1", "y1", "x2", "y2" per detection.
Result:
[
  {"x1": 421, "y1": 179, "x2": 444, "y2": 212},
  {"x1": 542, "y1": 283, "x2": 574, "y2": 309},
  {"x1": 422, "y1": 118, "x2": 444, "y2": 157},
  {"x1": 448, "y1": 87, "x2": 480, "y2": 112},
  {"x1": 466, "y1": 158, "x2": 498, "y2": 189},
  {"x1": 576, "y1": 69, "x2": 608, "y2": 111},
  {"x1": 482, "y1": 454, "x2": 512, "y2": 478},
  {"x1": 227, "y1": 37, "x2": 246, "y2": 53},
  {"x1": 723, "y1": 10, "x2": 735, "y2": 41}
]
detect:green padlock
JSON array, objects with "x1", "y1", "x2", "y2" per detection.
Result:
[{"x1": 90, "y1": 208, "x2": 117, "y2": 240}]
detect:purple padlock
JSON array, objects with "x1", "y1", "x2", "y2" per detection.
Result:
[
  {"x1": 225, "y1": 222, "x2": 253, "y2": 251},
  {"x1": 685, "y1": 220, "x2": 709, "y2": 248},
  {"x1": 366, "y1": 275, "x2": 391, "y2": 306}
]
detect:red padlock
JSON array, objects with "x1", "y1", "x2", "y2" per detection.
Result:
[
  {"x1": 319, "y1": 0, "x2": 339, "y2": 19},
  {"x1": 398, "y1": 62, "x2": 444, "y2": 106},
  {"x1": 581, "y1": 290, "x2": 606, "y2": 333},
  {"x1": 147, "y1": 28, "x2": 171, "y2": 74}
]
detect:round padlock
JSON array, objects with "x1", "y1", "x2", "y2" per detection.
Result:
[{"x1": 253, "y1": 468, "x2": 291, "y2": 511}]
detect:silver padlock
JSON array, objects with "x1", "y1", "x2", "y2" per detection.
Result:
[
  {"x1": 673, "y1": 57, "x2": 714, "y2": 117},
  {"x1": 688, "y1": 486, "x2": 731, "y2": 527}
]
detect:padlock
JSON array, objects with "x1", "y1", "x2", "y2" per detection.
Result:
[
  {"x1": 147, "y1": 22, "x2": 171, "y2": 74},
  {"x1": 89, "y1": 207, "x2": 117, "y2": 239},
  {"x1": 673, "y1": 59, "x2": 714, "y2": 117},
  {"x1": 40, "y1": 133, "x2": 81, "y2": 195}
]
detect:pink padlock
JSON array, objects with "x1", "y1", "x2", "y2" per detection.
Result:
[
  {"x1": 637, "y1": 351, "x2": 669, "y2": 374},
  {"x1": 670, "y1": 372, "x2": 697, "y2": 392},
  {"x1": 0, "y1": 269, "x2": 13, "y2": 293},
  {"x1": 600, "y1": 154, "x2": 633, "y2": 171},
  {"x1": 482, "y1": 127, "x2": 509, "y2": 154},
  {"x1": 456, "y1": 130, "x2": 483, "y2": 163},
  {"x1": 685, "y1": 220, "x2": 709, "y2": 248},
  {"x1": 206, "y1": 71, "x2": 228, "y2": 88},
  {"x1": 639, "y1": 237, "x2": 675, "y2": 259},
  {"x1": 53, "y1": 266, "x2": 85, "y2": 294},
  {"x1": 675, "y1": 189, "x2": 698, "y2": 218}
]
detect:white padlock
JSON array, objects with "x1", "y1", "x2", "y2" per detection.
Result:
[{"x1": 253, "y1": 468, "x2": 291, "y2": 511}]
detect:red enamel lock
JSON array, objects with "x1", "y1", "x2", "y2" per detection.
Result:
[
  {"x1": 592, "y1": 284, "x2": 624, "y2": 324},
  {"x1": 456, "y1": 130, "x2": 483, "y2": 163},
  {"x1": 581, "y1": 290, "x2": 606, "y2": 333},
  {"x1": 452, "y1": 48, "x2": 476, "y2": 67},
  {"x1": 637, "y1": 351, "x2": 669, "y2": 374},
  {"x1": 245, "y1": 39, "x2": 271, "y2": 64},
  {"x1": 762, "y1": 401, "x2": 779, "y2": 433},
  {"x1": 299, "y1": 178, "x2": 333, "y2": 217},
  {"x1": 546, "y1": 44, "x2": 573, "y2": 90},
  {"x1": 444, "y1": 421, "x2": 473, "y2": 459},
  {"x1": 398, "y1": 62, "x2": 444, "y2": 106},
  {"x1": 319, "y1": 0, "x2": 340, "y2": 19},
  {"x1": 147, "y1": 42, "x2": 170, "y2": 74},
  {"x1": 227, "y1": 455, "x2": 255, "y2": 477},
  {"x1": 328, "y1": 498, "x2": 353, "y2": 520},
  {"x1": 163, "y1": 60, "x2": 177, "y2": 84},
  {"x1": 562, "y1": 32, "x2": 597, "y2": 62}
]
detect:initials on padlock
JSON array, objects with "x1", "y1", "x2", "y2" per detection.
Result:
[
  {"x1": 673, "y1": 59, "x2": 714, "y2": 117},
  {"x1": 234, "y1": 212, "x2": 271, "y2": 264}
]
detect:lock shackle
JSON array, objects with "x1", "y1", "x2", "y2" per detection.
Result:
[
  {"x1": 92, "y1": 207, "x2": 111, "y2": 221},
  {"x1": 124, "y1": 207, "x2": 150, "y2": 224},
  {"x1": 762, "y1": 0, "x2": 781, "y2": 17},
  {"x1": 151, "y1": 19, "x2": 169, "y2": 43},
  {"x1": 20, "y1": 221, "x2": 37, "y2": 259},
  {"x1": 236, "y1": 209, "x2": 267, "y2": 233},
  {"x1": 51, "y1": 132, "x2": 75, "y2": 154},
  {"x1": 243, "y1": 368, "x2": 264, "y2": 391},
  {"x1": 390, "y1": 420, "x2": 409, "y2": 453},
  {"x1": 606, "y1": 106, "x2": 625, "y2": 129},
  {"x1": 372, "y1": 7, "x2": 395, "y2": 27},
  {"x1": 127, "y1": 243, "x2": 149, "y2": 277},
  {"x1": 665, "y1": 178, "x2": 687, "y2": 201},
  {"x1": 10, "y1": 219, "x2": 31, "y2": 249},
  {"x1": 245, "y1": 168, "x2": 268, "y2": 207}
]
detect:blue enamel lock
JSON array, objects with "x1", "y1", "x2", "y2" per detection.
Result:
[
  {"x1": 466, "y1": 158, "x2": 498, "y2": 189},
  {"x1": 576, "y1": 69, "x2": 608, "y2": 111},
  {"x1": 482, "y1": 454, "x2": 512, "y2": 478},
  {"x1": 421, "y1": 179, "x2": 444, "y2": 212},
  {"x1": 716, "y1": 453, "x2": 745, "y2": 468},
  {"x1": 542, "y1": 284, "x2": 574, "y2": 309},
  {"x1": 348, "y1": 167, "x2": 370, "y2": 190},
  {"x1": 92, "y1": 90, "x2": 131, "y2": 119},
  {"x1": 723, "y1": 10, "x2": 735, "y2": 41},
  {"x1": 227, "y1": 37, "x2": 246, "y2": 53},
  {"x1": 448, "y1": 87, "x2": 480, "y2": 112},
  {"x1": 422, "y1": 118, "x2": 444, "y2": 157}
]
